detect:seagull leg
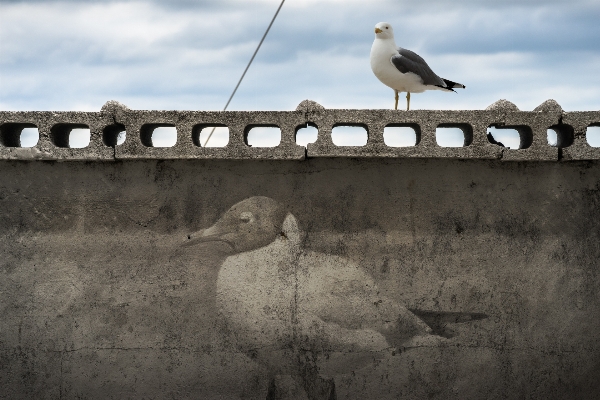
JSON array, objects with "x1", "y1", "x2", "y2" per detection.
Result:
[
  {"x1": 406, "y1": 92, "x2": 411, "y2": 111},
  {"x1": 394, "y1": 90, "x2": 399, "y2": 110}
]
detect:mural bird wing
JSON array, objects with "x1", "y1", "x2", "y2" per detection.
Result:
[{"x1": 297, "y1": 251, "x2": 432, "y2": 350}]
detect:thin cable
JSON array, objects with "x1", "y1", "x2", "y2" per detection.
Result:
[{"x1": 203, "y1": 0, "x2": 286, "y2": 147}]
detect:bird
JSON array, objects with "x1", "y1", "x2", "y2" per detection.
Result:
[
  {"x1": 183, "y1": 196, "x2": 487, "y2": 399},
  {"x1": 370, "y1": 22, "x2": 465, "y2": 111}
]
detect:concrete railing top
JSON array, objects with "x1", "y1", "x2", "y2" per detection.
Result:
[{"x1": 0, "y1": 99, "x2": 599, "y2": 161}]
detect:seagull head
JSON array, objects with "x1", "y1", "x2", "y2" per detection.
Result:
[
  {"x1": 374, "y1": 22, "x2": 394, "y2": 39},
  {"x1": 182, "y1": 196, "x2": 296, "y2": 254}
]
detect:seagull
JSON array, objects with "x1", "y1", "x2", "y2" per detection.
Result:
[
  {"x1": 370, "y1": 22, "x2": 465, "y2": 111},
  {"x1": 183, "y1": 196, "x2": 487, "y2": 399}
]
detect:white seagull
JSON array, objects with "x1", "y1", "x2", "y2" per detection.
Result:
[
  {"x1": 370, "y1": 22, "x2": 465, "y2": 111},
  {"x1": 183, "y1": 197, "x2": 487, "y2": 399}
]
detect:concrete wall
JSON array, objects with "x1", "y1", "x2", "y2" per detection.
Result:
[{"x1": 1, "y1": 101, "x2": 599, "y2": 399}]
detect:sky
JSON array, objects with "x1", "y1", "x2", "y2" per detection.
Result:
[{"x1": 1, "y1": 0, "x2": 599, "y2": 147}]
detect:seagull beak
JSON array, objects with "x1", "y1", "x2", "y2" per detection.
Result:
[{"x1": 375, "y1": 28, "x2": 382, "y2": 34}]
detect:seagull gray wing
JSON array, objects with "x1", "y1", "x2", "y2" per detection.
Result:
[{"x1": 391, "y1": 48, "x2": 446, "y2": 87}]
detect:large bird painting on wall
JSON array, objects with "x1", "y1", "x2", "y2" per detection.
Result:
[{"x1": 183, "y1": 196, "x2": 488, "y2": 400}]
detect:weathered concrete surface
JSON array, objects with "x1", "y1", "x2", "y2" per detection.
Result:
[
  {"x1": 1, "y1": 99, "x2": 599, "y2": 161},
  {"x1": 1, "y1": 158, "x2": 599, "y2": 399}
]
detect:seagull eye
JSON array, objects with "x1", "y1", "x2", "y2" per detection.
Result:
[
  {"x1": 240, "y1": 212, "x2": 254, "y2": 223},
  {"x1": 385, "y1": 27, "x2": 388, "y2": 29}
]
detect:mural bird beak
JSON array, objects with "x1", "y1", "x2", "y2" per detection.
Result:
[
  {"x1": 182, "y1": 225, "x2": 233, "y2": 248},
  {"x1": 375, "y1": 28, "x2": 382, "y2": 34}
]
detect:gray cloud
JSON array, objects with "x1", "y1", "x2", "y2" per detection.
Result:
[{"x1": 1, "y1": 0, "x2": 599, "y2": 112}]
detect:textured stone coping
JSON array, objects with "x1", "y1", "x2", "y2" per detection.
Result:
[{"x1": 0, "y1": 99, "x2": 598, "y2": 161}]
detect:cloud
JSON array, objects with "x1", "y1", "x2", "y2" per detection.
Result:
[{"x1": 0, "y1": 0, "x2": 599, "y2": 113}]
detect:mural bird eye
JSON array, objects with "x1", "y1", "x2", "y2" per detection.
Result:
[{"x1": 240, "y1": 212, "x2": 254, "y2": 223}]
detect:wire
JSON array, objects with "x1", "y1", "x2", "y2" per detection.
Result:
[{"x1": 203, "y1": 0, "x2": 286, "y2": 147}]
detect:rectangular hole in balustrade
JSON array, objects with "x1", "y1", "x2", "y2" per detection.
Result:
[
  {"x1": 0, "y1": 123, "x2": 38, "y2": 147},
  {"x1": 245, "y1": 126, "x2": 281, "y2": 147},
  {"x1": 331, "y1": 125, "x2": 368, "y2": 146},
  {"x1": 193, "y1": 125, "x2": 229, "y2": 147},
  {"x1": 102, "y1": 123, "x2": 126, "y2": 147},
  {"x1": 436, "y1": 124, "x2": 473, "y2": 147},
  {"x1": 547, "y1": 124, "x2": 573, "y2": 148},
  {"x1": 547, "y1": 128, "x2": 557, "y2": 147},
  {"x1": 296, "y1": 123, "x2": 318, "y2": 146},
  {"x1": 20, "y1": 128, "x2": 40, "y2": 147},
  {"x1": 487, "y1": 124, "x2": 532, "y2": 149},
  {"x1": 586, "y1": 125, "x2": 600, "y2": 147},
  {"x1": 69, "y1": 128, "x2": 91, "y2": 148},
  {"x1": 384, "y1": 124, "x2": 419, "y2": 147},
  {"x1": 140, "y1": 124, "x2": 177, "y2": 148},
  {"x1": 50, "y1": 124, "x2": 90, "y2": 148}
]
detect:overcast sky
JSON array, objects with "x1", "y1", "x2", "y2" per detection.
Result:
[{"x1": 1, "y1": 0, "x2": 599, "y2": 114}]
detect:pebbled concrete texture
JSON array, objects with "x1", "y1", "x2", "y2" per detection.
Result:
[
  {"x1": 0, "y1": 99, "x2": 599, "y2": 161},
  {"x1": 1, "y1": 155, "x2": 599, "y2": 399}
]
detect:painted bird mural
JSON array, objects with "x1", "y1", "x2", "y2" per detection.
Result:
[{"x1": 183, "y1": 196, "x2": 487, "y2": 399}]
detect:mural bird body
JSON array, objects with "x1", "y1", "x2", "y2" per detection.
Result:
[{"x1": 183, "y1": 196, "x2": 486, "y2": 399}]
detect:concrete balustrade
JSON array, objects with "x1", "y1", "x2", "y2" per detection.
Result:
[{"x1": 1, "y1": 99, "x2": 598, "y2": 161}]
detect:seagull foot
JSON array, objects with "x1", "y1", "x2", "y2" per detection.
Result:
[
  {"x1": 266, "y1": 375, "x2": 310, "y2": 400},
  {"x1": 266, "y1": 374, "x2": 336, "y2": 400}
]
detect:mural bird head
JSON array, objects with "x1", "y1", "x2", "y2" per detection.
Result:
[{"x1": 182, "y1": 196, "x2": 290, "y2": 253}]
